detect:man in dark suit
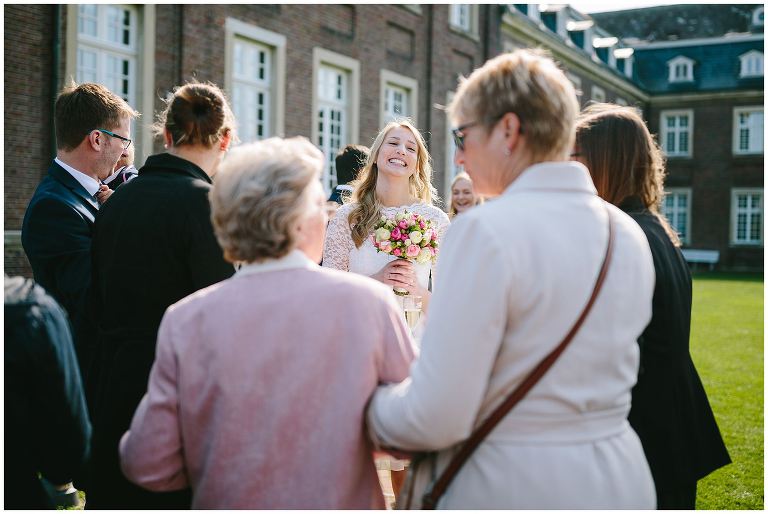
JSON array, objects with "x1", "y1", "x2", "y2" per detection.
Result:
[
  {"x1": 328, "y1": 144, "x2": 369, "y2": 204},
  {"x1": 21, "y1": 82, "x2": 139, "y2": 388}
]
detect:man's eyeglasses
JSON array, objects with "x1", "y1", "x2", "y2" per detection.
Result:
[
  {"x1": 95, "y1": 128, "x2": 132, "y2": 150},
  {"x1": 451, "y1": 113, "x2": 523, "y2": 151}
]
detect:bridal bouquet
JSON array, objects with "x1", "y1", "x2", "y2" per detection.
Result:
[{"x1": 371, "y1": 210, "x2": 439, "y2": 265}]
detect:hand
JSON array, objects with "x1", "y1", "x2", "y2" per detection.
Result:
[
  {"x1": 95, "y1": 184, "x2": 113, "y2": 205},
  {"x1": 370, "y1": 259, "x2": 416, "y2": 290}
]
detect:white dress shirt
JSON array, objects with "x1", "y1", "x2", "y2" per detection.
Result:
[{"x1": 55, "y1": 157, "x2": 100, "y2": 196}]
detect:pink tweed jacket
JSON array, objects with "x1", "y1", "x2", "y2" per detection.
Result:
[{"x1": 119, "y1": 251, "x2": 415, "y2": 509}]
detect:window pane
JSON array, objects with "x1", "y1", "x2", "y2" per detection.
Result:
[
  {"x1": 679, "y1": 132, "x2": 689, "y2": 153},
  {"x1": 666, "y1": 116, "x2": 676, "y2": 128},
  {"x1": 679, "y1": 115, "x2": 688, "y2": 128},
  {"x1": 738, "y1": 195, "x2": 748, "y2": 208},
  {"x1": 737, "y1": 213, "x2": 747, "y2": 239},
  {"x1": 78, "y1": 5, "x2": 98, "y2": 37},
  {"x1": 666, "y1": 132, "x2": 676, "y2": 152}
]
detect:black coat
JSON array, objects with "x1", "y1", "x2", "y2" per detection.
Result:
[
  {"x1": 88, "y1": 153, "x2": 234, "y2": 508},
  {"x1": 4, "y1": 277, "x2": 91, "y2": 509},
  {"x1": 21, "y1": 161, "x2": 100, "y2": 384},
  {"x1": 621, "y1": 197, "x2": 731, "y2": 494}
]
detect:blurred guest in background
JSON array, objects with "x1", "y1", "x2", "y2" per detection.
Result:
[
  {"x1": 88, "y1": 82, "x2": 236, "y2": 508},
  {"x1": 329, "y1": 144, "x2": 370, "y2": 205},
  {"x1": 103, "y1": 143, "x2": 139, "y2": 191},
  {"x1": 5, "y1": 276, "x2": 91, "y2": 509},
  {"x1": 448, "y1": 171, "x2": 482, "y2": 218},
  {"x1": 119, "y1": 137, "x2": 415, "y2": 509},
  {"x1": 574, "y1": 103, "x2": 731, "y2": 509}
]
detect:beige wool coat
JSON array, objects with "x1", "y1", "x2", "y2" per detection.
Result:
[{"x1": 368, "y1": 162, "x2": 658, "y2": 509}]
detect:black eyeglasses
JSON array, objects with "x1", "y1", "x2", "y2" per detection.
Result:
[
  {"x1": 451, "y1": 113, "x2": 523, "y2": 151},
  {"x1": 95, "y1": 128, "x2": 132, "y2": 150}
]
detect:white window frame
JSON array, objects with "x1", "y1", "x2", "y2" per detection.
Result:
[
  {"x1": 662, "y1": 188, "x2": 692, "y2": 245},
  {"x1": 74, "y1": 5, "x2": 139, "y2": 106},
  {"x1": 667, "y1": 55, "x2": 695, "y2": 83},
  {"x1": 591, "y1": 85, "x2": 606, "y2": 103},
  {"x1": 731, "y1": 188, "x2": 764, "y2": 246},
  {"x1": 739, "y1": 50, "x2": 764, "y2": 78},
  {"x1": 379, "y1": 70, "x2": 419, "y2": 128},
  {"x1": 449, "y1": 4, "x2": 478, "y2": 36},
  {"x1": 312, "y1": 48, "x2": 360, "y2": 194},
  {"x1": 753, "y1": 6, "x2": 764, "y2": 27},
  {"x1": 444, "y1": 91, "x2": 463, "y2": 201},
  {"x1": 224, "y1": 19, "x2": 286, "y2": 144},
  {"x1": 732, "y1": 106, "x2": 764, "y2": 155},
  {"x1": 66, "y1": 5, "x2": 156, "y2": 164},
  {"x1": 660, "y1": 109, "x2": 694, "y2": 158}
]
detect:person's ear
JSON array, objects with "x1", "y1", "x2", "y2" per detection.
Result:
[
  {"x1": 163, "y1": 128, "x2": 173, "y2": 149},
  {"x1": 499, "y1": 112, "x2": 523, "y2": 154},
  {"x1": 220, "y1": 130, "x2": 232, "y2": 152},
  {"x1": 87, "y1": 130, "x2": 102, "y2": 152}
]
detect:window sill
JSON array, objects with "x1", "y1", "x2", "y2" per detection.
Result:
[{"x1": 448, "y1": 25, "x2": 480, "y2": 43}]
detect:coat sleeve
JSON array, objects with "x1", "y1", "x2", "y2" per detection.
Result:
[
  {"x1": 185, "y1": 186, "x2": 235, "y2": 290},
  {"x1": 367, "y1": 214, "x2": 511, "y2": 451},
  {"x1": 22, "y1": 197, "x2": 94, "y2": 330},
  {"x1": 31, "y1": 287, "x2": 91, "y2": 484},
  {"x1": 119, "y1": 310, "x2": 188, "y2": 492}
]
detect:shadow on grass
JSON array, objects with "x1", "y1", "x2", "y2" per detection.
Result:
[{"x1": 691, "y1": 271, "x2": 764, "y2": 283}]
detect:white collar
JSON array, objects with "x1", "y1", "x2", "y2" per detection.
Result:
[
  {"x1": 336, "y1": 184, "x2": 354, "y2": 192},
  {"x1": 503, "y1": 161, "x2": 597, "y2": 197},
  {"x1": 236, "y1": 249, "x2": 316, "y2": 278},
  {"x1": 55, "y1": 157, "x2": 101, "y2": 196},
  {"x1": 103, "y1": 164, "x2": 138, "y2": 185}
]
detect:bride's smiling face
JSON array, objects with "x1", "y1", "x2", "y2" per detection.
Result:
[{"x1": 376, "y1": 126, "x2": 419, "y2": 180}]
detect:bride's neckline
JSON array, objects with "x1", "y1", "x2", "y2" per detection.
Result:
[{"x1": 380, "y1": 201, "x2": 423, "y2": 210}]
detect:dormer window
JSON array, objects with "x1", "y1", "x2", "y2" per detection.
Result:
[
  {"x1": 752, "y1": 6, "x2": 764, "y2": 27},
  {"x1": 667, "y1": 56, "x2": 694, "y2": 83},
  {"x1": 739, "y1": 50, "x2": 764, "y2": 78},
  {"x1": 539, "y1": 4, "x2": 566, "y2": 38},
  {"x1": 614, "y1": 48, "x2": 634, "y2": 78}
]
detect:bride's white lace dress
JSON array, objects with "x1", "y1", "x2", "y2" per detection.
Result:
[{"x1": 323, "y1": 202, "x2": 450, "y2": 290}]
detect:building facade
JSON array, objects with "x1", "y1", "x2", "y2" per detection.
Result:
[{"x1": 4, "y1": 4, "x2": 764, "y2": 275}]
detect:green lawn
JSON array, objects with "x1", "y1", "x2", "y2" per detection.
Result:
[{"x1": 690, "y1": 273, "x2": 764, "y2": 510}]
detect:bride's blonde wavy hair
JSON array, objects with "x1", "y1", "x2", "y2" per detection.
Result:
[{"x1": 347, "y1": 120, "x2": 438, "y2": 247}]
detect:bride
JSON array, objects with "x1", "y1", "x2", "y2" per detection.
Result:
[{"x1": 322, "y1": 120, "x2": 450, "y2": 312}]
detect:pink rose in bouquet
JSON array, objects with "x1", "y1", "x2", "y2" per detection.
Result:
[{"x1": 371, "y1": 209, "x2": 439, "y2": 266}]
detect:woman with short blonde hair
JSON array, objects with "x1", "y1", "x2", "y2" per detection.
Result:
[
  {"x1": 120, "y1": 137, "x2": 416, "y2": 509},
  {"x1": 367, "y1": 50, "x2": 656, "y2": 509}
]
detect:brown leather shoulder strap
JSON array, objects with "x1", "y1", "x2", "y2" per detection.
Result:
[{"x1": 421, "y1": 207, "x2": 616, "y2": 509}]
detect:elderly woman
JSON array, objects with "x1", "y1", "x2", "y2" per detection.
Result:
[
  {"x1": 575, "y1": 104, "x2": 731, "y2": 509},
  {"x1": 367, "y1": 50, "x2": 657, "y2": 508},
  {"x1": 119, "y1": 137, "x2": 416, "y2": 509}
]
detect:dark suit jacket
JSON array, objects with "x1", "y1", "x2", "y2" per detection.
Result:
[
  {"x1": 621, "y1": 197, "x2": 731, "y2": 493},
  {"x1": 88, "y1": 153, "x2": 234, "y2": 508},
  {"x1": 21, "y1": 161, "x2": 100, "y2": 386},
  {"x1": 5, "y1": 277, "x2": 91, "y2": 509}
]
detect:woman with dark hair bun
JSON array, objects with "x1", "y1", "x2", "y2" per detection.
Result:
[
  {"x1": 88, "y1": 82, "x2": 237, "y2": 508},
  {"x1": 574, "y1": 103, "x2": 731, "y2": 509}
]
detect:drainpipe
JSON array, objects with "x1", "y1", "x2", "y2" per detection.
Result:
[
  {"x1": 51, "y1": 4, "x2": 61, "y2": 160},
  {"x1": 178, "y1": 5, "x2": 184, "y2": 82},
  {"x1": 424, "y1": 4, "x2": 433, "y2": 150}
]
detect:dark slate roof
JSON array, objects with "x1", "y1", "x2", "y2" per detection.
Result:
[
  {"x1": 591, "y1": 4, "x2": 760, "y2": 43},
  {"x1": 632, "y1": 38, "x2": 764, "y2": 93}
]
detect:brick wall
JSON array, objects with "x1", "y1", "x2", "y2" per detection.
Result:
[
  {"x1": 4, "y1": 4, "x2": 55, "y2": 277},
  {"x1": 4, "y1": 4, "x2": 763, "y2": 275},
  {"x1": 649, "y1": 96, "x2": 764, "y2": 271}
]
